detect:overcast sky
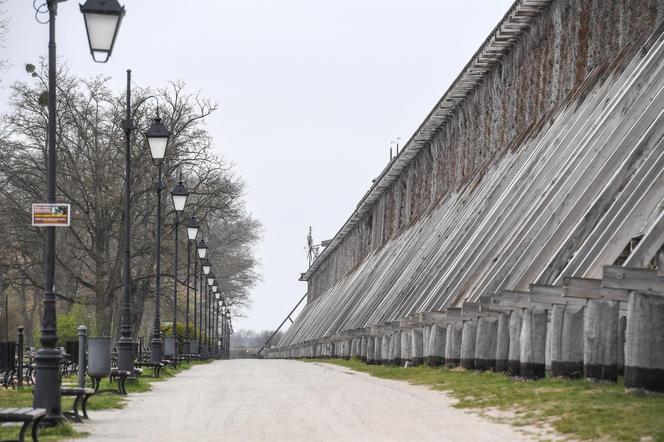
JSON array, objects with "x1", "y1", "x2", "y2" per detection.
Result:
[{"x1": 2, "y1": 0, "x2": 513, "y2": 332}]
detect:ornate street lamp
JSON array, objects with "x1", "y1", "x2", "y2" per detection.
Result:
[
  {"x1": 145, "y1": 117, "x2": 171, "y2": 363},
  {"x1": 169, "y1": 181, "x2": 189, "y2": 358},
  {"x1": 80, "y1": 0, "x2": 125, "y2": 63},
  {"x1": 197, "y1": 239, "x2": 208, "y2": 259},
  {"x1": 198, "y1": 242, "x2": 209, "y2": 354},
  {"x1": 184, "y1": 216, "x2": 199, "y2": 355},
  {"x1": 205, "y1": 273, "x2": 215, "y2": 356},
  {"x1": 202, "y1": 259, "x2": 211, "y2": 275},
  {"x1": 145, "y1": 118, "x2": 169, "y2": 161},
  {"x1": 214, "y1": 290, "x2": 220, "y2": 356},
  {"x1": 33, "y1": 0, "x2": 125, "y2": 422}
]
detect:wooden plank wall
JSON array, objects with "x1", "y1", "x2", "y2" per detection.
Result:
[
  {"x1": 305, "y1": 0, "x2": 664, "y2": 302},
  {"x1": 278, "y1": 21, "x2": 664, "y2": 348}
]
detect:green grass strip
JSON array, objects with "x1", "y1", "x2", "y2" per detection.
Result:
[{"x1": 304, "y1": 358, "x2": 664, "y2": 441}]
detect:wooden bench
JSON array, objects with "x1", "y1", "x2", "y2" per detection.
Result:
[
  {"x1": 60, "y1": 387, "x2": 95, "y2": 423},
  {"x1": 0, "y1": 407, "x2": 45, "y2": 442}
]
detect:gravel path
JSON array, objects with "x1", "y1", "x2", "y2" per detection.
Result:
[{"x1": 69, "y1": 359, "x2": 541, "y2": 442}]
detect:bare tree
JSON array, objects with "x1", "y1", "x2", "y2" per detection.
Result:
[{"x1": 0, "y1": 63, "x2": 261, "y2": 343}]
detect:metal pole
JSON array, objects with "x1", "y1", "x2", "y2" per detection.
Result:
[
  {"x1": 118, "y1": 69, "x2": 135, "y2": 376},
  {"x1": 193, "y1": 257, "x2": 197, "y2": 354},
  {"x1": 77, "y1": 326, "x2": 86, "y2": 388},
  {"x1": 198, "y1": 262, "x2": 203, "y2": 354},
  {"x1": 151, "y1": 162, "x2": 164, "y2": 363},
  {"x1": 215, "y1": 300, "x2": 219, "y2": 356},
  {"x1": 203, "y1": 283, "x2": 207, "y2": 356},
  {"x1": 33, "y1": 0, "x2": 63, "y2": 421},
  {"x1": 184, "y1": 239, "x2": 191, "y2": 354},
  {"x1": 17, "y1": 326, "x2": 24, "y2": 387},
  {"x1": 172, "y1": 213, "x2": 179, "y2": 357},
  {"x1": 205, "y1": 287, "x2": 209, "y2": 353}
]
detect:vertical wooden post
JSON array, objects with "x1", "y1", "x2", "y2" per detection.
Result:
[
  {"x1": 550, "y1": 305, "x2": 584, "y2": 378},
  {"x1": 507, "y1": 309, "x2": 523, "y2": 376},
  {"x1": 411, "y1": 327, "x2": 424, "y2": 366},
  {"x1": 460, "y1": 321, "x2": 477, "y2": 369},
  {"x1": 445, "y1": 322, "x2": 462, "y2": 367},
  {"x1": 427, "y1": 324, "x2": 447, "y2": 366},
  {"x1": 584, "y1": 299, "x2": 619, "y2": 382},
  {"x1": 519, "y1": 308, "x2": 548, "y2": 379},
  {"x1": 624, "y1": 292, "x2": 664, "y2": 392},
  {"x1": 474, "y1": 317, "x2": 498, "y2": 370},
  {"x1": 495, "y1": 312, "x2": 510, "y2": 372}
]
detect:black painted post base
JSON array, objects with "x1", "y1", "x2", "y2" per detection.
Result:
[
  {"x1": 507, "y1": 360, "x2": 521, "y2": 376},
  {"x1": 551, "y1": 361, "x2": 583, "y2": 378},
  {"x1": 428, "y1": 356, "x2": 444, "y2": 367},
  {"x1": 495, "y1": 359, "x2": 509, "y2": 373},
  {"x1": 117, "y1": 337, "x2": 135, "y2": 378},
  {"x1": 625, "y1": 366, "x2": 664, "y2": 392},
  {"x1": 474, "y1": 358, "x2": 496, "y2": 371},
  {"x1": 584, "y1": 364, "x2": 618, "y2": 383},
  {"x1": 150, "y1": 338, "x2": 164, "y2": 363},
  {"x1": 446, "y1": 358, "x2": 460, "y2": 368},
  {"x1": 520, "y1": 362, "x2": 545, "y2": 380},
  {"x1": 33, "y1": 348, "x2": 64, "y2": 423}
]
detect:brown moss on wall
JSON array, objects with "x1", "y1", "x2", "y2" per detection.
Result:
[{"x1": 307, "y1": 0, "x2": 663, "y2": 301}]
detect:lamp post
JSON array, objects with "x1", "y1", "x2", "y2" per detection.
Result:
[
  {"x1": 170, "y1": 182, "x2": 189, "y2": 356},
  {"x1": 33, "y1": 0, "x2": 124, "y2": 421},
  {"x1": 220, "y1": 301, "x2": 226, "y2": 358},
  {"x1": 197, "y1": 240, "x2": 209, "y2": 354},
  {"x1": 117, "y1": 69, "x2": 136, "y2": 378},
  {"x1": 145, "y1": 117, "x2": 170, "y2": 363},
  {"x1": 206, "y1": 273, "x2": 215, "y2": 356},
  {"x1": 225, "y1": 308, "x2": 231, "y2": 358},
  {"x1": 213, "y1": 288, "x2": 219, "y2": 356},
  {"x1": 184, "y1": 216, "x2": 199, "y2": 354}
]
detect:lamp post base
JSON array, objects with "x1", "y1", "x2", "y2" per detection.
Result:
[
  {"x1": 117, "y1": 336, "x2": 135, "y2": 377},
  {"x1": 150, "y1": 336, "x2": 163, "y2": 363},
  {"x1": 33, "y1": 348, "x2": 64, "y2": 424}
]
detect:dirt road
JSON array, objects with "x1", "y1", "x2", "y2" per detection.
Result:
[{"x1": 71, "y1": 359, "x2": 539, "y2": 441}]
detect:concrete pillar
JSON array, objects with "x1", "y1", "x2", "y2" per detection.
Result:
[
  {"x1": 474, "y1": 317, "x2": 498, "y2": 371},
  {"x1": 381, "y1": 334, "x2": 391, "y2": 365},
  {"x1": 411, "y1": 327, "x2": 424, "y2": 366},
  {"x1": 550, "y1": 305, "x2": 584, "y2": 378},
  {"x1": 460, "y1": 321, "x2": 477, "y2": 369},
  {"x1": 427, "y1": 324, "x2": 447, "y2": 366},
  {"x1": 495, "y1": 312, "x2": 510, "y2": 373},
  {"x1": 445, "y1": 322, "x2": 463, "y2": 367},
  {"x1": 625, "y1": 292, "x2": 664, "y2": 392},
  {"x1": 584, "y1": 299, "x2": 619, "y2": 382},
  {"x1": 400, "y1": 329, "x2": 412, "y2": 365},
  {"x1": 507, "y1": 309, "x2": 523, "y2": 376},
  {"x1": 519, "y1": 308, "x2": 548, "y2": 379}
]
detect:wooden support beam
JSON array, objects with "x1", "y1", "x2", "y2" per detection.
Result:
[{"x1": 602, "y1": 265, "x2": 664, "y2": 295}]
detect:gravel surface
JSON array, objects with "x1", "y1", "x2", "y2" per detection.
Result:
[{"x1": 69, "y1": 359, "x2": 540, "y2": 442}]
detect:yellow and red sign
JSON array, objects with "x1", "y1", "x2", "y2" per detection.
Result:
[{"x1": 32, "y1": 204, "x2": 71, "y2": 227}]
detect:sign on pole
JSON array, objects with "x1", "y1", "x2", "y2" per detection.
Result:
[{"x1": 32, "y1": 203, "x2": 71, "y2": 227}]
